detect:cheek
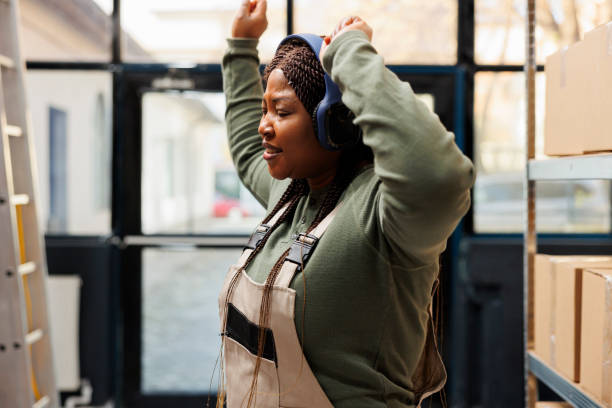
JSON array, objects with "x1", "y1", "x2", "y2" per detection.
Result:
[
  {"x1": 286, "y1": 127, "x2": 319, "y2": 163},
  {"x1": 289, "y1": 119, "x2": 316, "y2": 146},
  {"x1": 288, "y1": 134, "x2": 336, "y2": 177}
]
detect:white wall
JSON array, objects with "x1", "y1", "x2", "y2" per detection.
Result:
[{"x1": 25, "y1": 70, "x2": 112, "y2": 235}]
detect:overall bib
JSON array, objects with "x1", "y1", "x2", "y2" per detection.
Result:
[
  {"x1": 218, "y1": 204, "x2": 336, "y2": 408},
  {"x1": 218, "y1": 203, "x2": 446, "y2": 407}
]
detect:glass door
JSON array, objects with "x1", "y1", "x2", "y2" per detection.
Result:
[{"x1": 116, "y1": 68, "x2": 266, "y2": 407}]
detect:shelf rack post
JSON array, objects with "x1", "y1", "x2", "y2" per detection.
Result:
[{"x1": 524, "y1": 0, "x2": 537, "y2": 407}]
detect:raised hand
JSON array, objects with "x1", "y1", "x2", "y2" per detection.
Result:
[
  {"x1": 320, "y1": 16, "x2": 373, "y2": 61},
  {"x1": 231, "y1": 0, "x2": 268, "y2": 39}
]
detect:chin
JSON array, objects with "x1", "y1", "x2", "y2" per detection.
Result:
[{"x1": 267, "y1": 164, "x2": 290, "y2": 180}]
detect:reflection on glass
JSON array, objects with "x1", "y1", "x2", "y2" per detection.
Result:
[
  {"x1": 121, "y1": 0, "x2": 286, "y2": 63},
  {"x1": 20, "y1": 0, "x2": 112, "y2": 61},
  {"x1": 473, "y1": 72, "x2": 611, "y2": 233},
  {"x1": 142, "y1": 248, "x2": 241, "y2": 392},
  {"x1": 25, "y1": 71, "x2": 112, "y2": 234},
  {"x1": 141, "y1": 91, "x2": 265, "y2": 235},
  {"x1": 476, "y1": 0, "x2": 612, "y2": 65},
  {"x1": 295, "y1": 0, "x2": 457, "y2": 64}
]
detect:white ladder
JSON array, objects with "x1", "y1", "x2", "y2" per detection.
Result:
[{"x1": 0, "y1": 0, "x2": 59, "y2": 407}]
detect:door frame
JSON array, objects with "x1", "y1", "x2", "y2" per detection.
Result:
[{"x1": 113, "y1": 64, "x2": 462, "y2": 408}]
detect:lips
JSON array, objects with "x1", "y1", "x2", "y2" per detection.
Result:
[{"x1": 262, "y1": 142, "x2": 283, "y2": 160}]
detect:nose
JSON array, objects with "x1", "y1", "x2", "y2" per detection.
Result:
[{"x1": 258, "y1": 114, "x2": 274, "y2": 140}]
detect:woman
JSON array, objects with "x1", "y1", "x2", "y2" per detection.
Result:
[{"x1": 217, "y1": 1, "x2": 475, "y2": 407}]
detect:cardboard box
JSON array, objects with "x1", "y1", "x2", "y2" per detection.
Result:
[
  {"x1": 544, "y1": 21, "x2": 612, "y2": 156},
  {"x1": 544, "y1": 39, "x2": 591, "y2": 156},
  {"x1": 555, "y1": 259, "x2": 612, "y2": 382},
  {"x1": 534, "y1": 255, "x2": 612, "y2": 366},
  {"x1": 582, "y1": 22, "x2": 612, "y2": 153},
  {"x1": 544, "y1": 47, "x2": 575, "y2": 156},
  {"x1": 535, "y1": 403, "x2": 572, "y2": 408},
  {"x1": 534, "y1": 254, "x2": 612, "y2": 379},
  {"x1": 580, "y1": 268, "x2": 612, "y2": 406},
  {"x1": 535, "y1": 255, "x2": 579, "y2": 364},
  {"x1": 535, "y1": 254, "x2": 558, "y2": 363}
]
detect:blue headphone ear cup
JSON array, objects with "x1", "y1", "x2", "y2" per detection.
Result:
[
  {"x1": 312, "y1": 100, "x2": 362, "y2": 150},
  {"x1": 326, "y1": 103, "x2": 362, "y2": 149}
]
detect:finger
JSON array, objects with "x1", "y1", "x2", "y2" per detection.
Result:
[
  {"x1": 332, "y1": 17, "x2": 345, "y2": 37},
  {"x1": 340, "y1": 16, "x2": 351, "y2": 30},
  {"x1": 332, "y1": 17, "x2": 350, "y2": 39},
  {"x1": 249, "y1": 0, "x2": 256, "y2": 13},
  {"x1": 239, "y1": 0, "x2": 250, "y2": 13},
  {"x1": 342, "y1": 16, "x2": 354, "y2": 28},
  {"x1": 253, "y1": 0, "x2": 267, "y2": 16},
  {"x1": 334, "y1": 19, "x2": 346, "y2": 36},
  {"x1": 337, "y1": 16, "x2": 355, "y2": 36}
]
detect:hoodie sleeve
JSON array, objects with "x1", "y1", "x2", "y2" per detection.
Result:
[
  {"x1": 222, "y1": 37, "x2": 273, "y2": 207},
  {"x1": 322, "y1": 30, "x2": 475, "y2": 267}
]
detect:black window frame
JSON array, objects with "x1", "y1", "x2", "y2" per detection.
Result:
[{"x1": 465, "y1": 2, "x2": 612, "y2": 238}]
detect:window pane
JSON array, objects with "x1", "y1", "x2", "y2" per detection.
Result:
[
  {"x1": 20, "y1": 0, "x2": 112, "y2": 61},
  {"x1": 473, "y1": 72, "x2": 611, "y2": 233},
  {"x1": 294, "y1": 0, "x2": 457, "y2": 64},
  {"x1": 25, "y1": 71, "x2": 112, "y2": 235},
  {"x1": 476, "y1": 0, "x2": 612, "y2": 65},
  {"x1": 142, "y1": 247, "x2": 240, "y2": 392},
  {"x1": 416, "y1": 93, "x2": 435, "y2": 112},
  {"x1": 121, "y1": 0, "x2": 286, "y2": 64},
  {"x1": 141, "y1": 91, "x2": 266, "y2": 235}
]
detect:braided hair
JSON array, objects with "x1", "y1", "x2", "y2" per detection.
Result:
[
  {"x1": 263, "y1": 37, "x2": 326, "y2": 115},
  {"x1": 217, "y1": 38, "x2": 373, "y2": 408}
]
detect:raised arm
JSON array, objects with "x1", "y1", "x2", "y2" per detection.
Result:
[
  {"x1": 321, "y1": 25, "x2": 475, "y2": 267},
  {"x1": 222, "y1": 0, "x2": 272, "y2": 207}
]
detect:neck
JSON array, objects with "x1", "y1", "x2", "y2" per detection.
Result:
[{"x1": 307, "y1": 167, "x2": 337, "y2": 190}]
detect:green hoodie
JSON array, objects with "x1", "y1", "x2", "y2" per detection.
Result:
[{"x1": 222, "y1": 30, "x2": 475, "y2": 407}]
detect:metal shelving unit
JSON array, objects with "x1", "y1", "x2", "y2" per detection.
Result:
[
  {"x1": 528, "y1": 353, "x2": 603, "y2": 407},
  {"x1": 524, "y1": 1, "x2": 538, "y2": 405},
  {"x1": 523, "y1": 2, "x2": 610, "y2": 408},
  {"x1": 528, "y1": 154, "x2": 612, "y2": 181}
]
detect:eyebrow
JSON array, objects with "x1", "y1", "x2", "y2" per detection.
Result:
[
  {"x1": 262, "y1": 96, "x2": 294, "y2": 105},
  {"x1": 272, "y1": 97, "x2": 293, "y2": 102}
]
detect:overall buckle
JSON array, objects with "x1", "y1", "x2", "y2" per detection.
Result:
[
  {"x1": 286, "y1": 233, "x2": 319, "y2": 270},
  {"x1": 245, "y1": 224, "x2": 270, "y2": 250}
]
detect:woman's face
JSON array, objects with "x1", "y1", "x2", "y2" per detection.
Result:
[{"x1": 259, "y1": 69, "x2": 340, "y2": 187}]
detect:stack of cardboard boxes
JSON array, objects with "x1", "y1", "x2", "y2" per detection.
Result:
[
  {"x1": 545, "y1": 22, "x2": 612, "y2": 156},
  {"x1": 534, "y1": 255, "x2": 612, "y2": 406},
  {"x1": 537, "y1": 20, "x2": 612, "y2": 407}
]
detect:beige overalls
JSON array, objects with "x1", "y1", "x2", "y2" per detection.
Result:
[
  {"x1": 218, "y1": 203, "x2": 446, "y2": 407},
  {"x1": 218, "y1": 203, "x2": 336, "y2": 408}
]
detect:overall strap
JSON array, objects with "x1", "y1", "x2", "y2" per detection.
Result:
[
  {"x1": 275, "y1": 204, "x2": 341, "y2": 288},
  {"x1": 236, "y1": 202, "x2": 291, "y2": 270}
]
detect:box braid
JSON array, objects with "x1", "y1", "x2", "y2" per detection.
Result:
[
  {"x1": 221, "y1": 178, "x2": 309, "y2": 326},
  {"x1": 263, "y1": 38, "x2": 326, "y2": 116},
  {"x1": 216, "y1": 179, "x2": 308, "y2": 408},
  {"x1": 243, "y1": 152, "x2": 372, "y2": 407}
]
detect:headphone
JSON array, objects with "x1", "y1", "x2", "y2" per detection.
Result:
[{"x1": 277, "y1": 33, "x2": 363, "y2": 151}]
